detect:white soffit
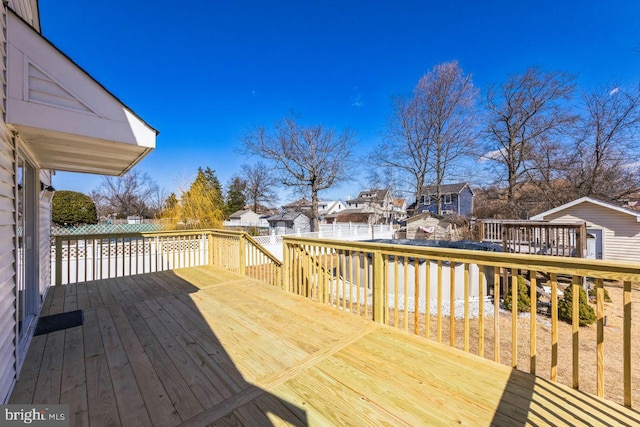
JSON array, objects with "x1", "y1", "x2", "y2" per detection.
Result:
[{"x1": 5, "y1": 11, "x2": 157, "y2": 176}]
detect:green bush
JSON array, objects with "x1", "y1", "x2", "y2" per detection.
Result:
[
  {"x1": 503, "y1": 276, "x2": 531, "y2": 312},
  {"x1": 52, "y1": 190, "x2": 98, "y2": 225},
  {"x1": 588, "y1": 286, "x2": 612, "y2": 303},
  {"x1": 559, "y1": 285, "x2": 596, "y2": 326}
]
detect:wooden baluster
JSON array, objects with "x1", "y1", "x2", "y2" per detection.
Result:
[
  {"x1": 511, "y1": 271, "x2": 518, "y2": 368},
  {"x1": 478, "y1": 266, "x2": 485, "y2": 357},
  {"x1": 425, "y1": 259, "x2": 431, "y2": 339},
  {"x1": 623, "y1": 280, "x2": 631, "y2": 408},
  {"x1": 530, "y1": 270, "x2": 537, "y2": 375},
  {"x1": 437, "y1": 260, "x2": 443, "y2": 343},
  {"x1": 414, "y1": 258, "x2": 420, "y2": 335},
  {"x1": 551, "y1": 273, "x2": 558, "y2": 381},
  {"x1": 464, "y1": 263, "x2": 470, "y2": 352},
  {"x1": 450, "y1": 261, "x2": 455, "y2": 347},
  {"x1": 596, "y1": 278, "x2": 604, "y2": 397},
  {"x1": 572, "y1": 275, "x2": 579, "y2": 389},
  {"x1": 494, "y1": 268, "x2": 500, "y2": 363},
  {"x1": 404, "y1": 256, "x2": 409, "y2": 332}
]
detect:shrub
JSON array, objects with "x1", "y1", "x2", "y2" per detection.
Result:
[
  {"x1": 588, "y1": 286, "x2": 612, "y2": 303},
  {"x1": 559, "y1": 285, "x2": 596, "y2": 326},
  {"x1": 52, "y1": 190, "x2": 98, "y2": 225},
  {"x1": 503, "y1": 276, "x2": 531, "y2": 312}
]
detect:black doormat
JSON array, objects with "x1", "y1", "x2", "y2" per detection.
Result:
[{"x1": 34, "y1": 310, "x2": 84, "y2": 336}]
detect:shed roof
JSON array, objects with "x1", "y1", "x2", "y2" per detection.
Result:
[{"x1": 530, "y1": 197, "x2": 640, "y2": 223}]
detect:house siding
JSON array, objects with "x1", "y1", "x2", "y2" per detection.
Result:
[
  {"x1": 459, "y1": 187, "x2": 474, "y2": 216},
  {"x1": 8, "y1": 1, "x2": 38, "y2": 30},
  {"x1": 544, "y1": 203, "x2": 640, "y2": 263},
  {"x1": 0, "y1": 3, "x2": 16, "y2": 402}
]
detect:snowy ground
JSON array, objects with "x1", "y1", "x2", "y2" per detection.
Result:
[{"x1": 329, "y1": 281, "x2": 495, "y2": 319}]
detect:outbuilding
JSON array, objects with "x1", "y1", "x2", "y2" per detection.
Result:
[{"x1": 530, "y1": 197, "x2": 640, "y2": 262}]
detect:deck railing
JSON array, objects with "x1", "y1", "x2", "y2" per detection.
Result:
[
  {"x1": 52, "y1": 229, "x2": 282, "y2": 288},
  {"x1": 281, "y1": 236, "x2": 637, "y2": 409},
  {"x1": 478, "y1": 219, "x2": 586, "y2": 257}
]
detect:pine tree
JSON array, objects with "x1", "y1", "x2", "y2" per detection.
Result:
[{"x1": 225, "y1": 176, "x2": 247, "y2": 218}]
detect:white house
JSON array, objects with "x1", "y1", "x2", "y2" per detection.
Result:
[
  {"x1": 318, "y1": 200, "x2": 345, "y2": 219},
  {"x1": 530, "y1": 197, "x2": 640, "y2": 262},
  {"x1": 266, "y1": 212, "x2": 312, "y2": 235},
  {"x1": 0, "y1": 2, "x2": 156, "y2": 403},
  {"x1": 228, "y1": 209, "x2": 261, "y2": 224},
  {"x1": 344, "y1": 188, "x2": 395, "y2": 224}
]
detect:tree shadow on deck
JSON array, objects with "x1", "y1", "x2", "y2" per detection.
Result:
[
  {"x1": 491, "y1": 369, "x2": 639, "y2": 426},
  {"x1": 12, "y1": 269, "x2": 308, "y2": 426}
]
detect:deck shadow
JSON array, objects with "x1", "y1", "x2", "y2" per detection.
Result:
[{"x1": 11, "y1": 269, "x2": 308, "y2": 426}]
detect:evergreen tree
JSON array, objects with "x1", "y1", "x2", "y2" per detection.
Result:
[
  {"x1": 52, "y1": 191, "x2": 98, "y2": 225},
  {"x1": 225, "y1": 176, "x2": 247, "y2": 218}
]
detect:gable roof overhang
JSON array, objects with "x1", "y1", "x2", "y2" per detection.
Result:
[
  {"x1": 6, "y1": 10, "x2": 156, "y2": 176},
  {"x1": 530, "y1": 197, "x2": 640, "y2": 222}
]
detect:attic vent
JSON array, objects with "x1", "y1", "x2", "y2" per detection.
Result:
[{"x1": 27, "y1": 62, "x2": 98, "y2": 115}]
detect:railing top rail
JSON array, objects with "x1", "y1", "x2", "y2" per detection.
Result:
[
  {"x1": 283, "y1": 236, "x2": 640, "y2": 281},
  {"x1": 244, "y1": 235, "x2": 282, "y2": 266},
  {"x1": 52, "y1": 229, "x2": 212, "y2": 240}
]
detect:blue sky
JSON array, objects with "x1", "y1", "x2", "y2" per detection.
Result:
[{"x1": 42, "y1": 0, "x2": 640, "y2": 204}]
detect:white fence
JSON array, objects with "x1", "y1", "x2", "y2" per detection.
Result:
[
  {"x1": 52, "y1": 234, "x2": 210, "y2": 286},
  {"x1": 254, "y1": 223, "x2": 395, "y2": 260}
]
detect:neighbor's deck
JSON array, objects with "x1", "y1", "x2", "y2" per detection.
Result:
[{"x1": 10, "y1": 266, "x2": 639, "y2": 426}]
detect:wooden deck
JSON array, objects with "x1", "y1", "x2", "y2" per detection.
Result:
[{"x1": 10, "y1": 266, "x2": 639, "y2": 426}]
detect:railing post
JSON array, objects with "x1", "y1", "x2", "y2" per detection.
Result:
[
  {"x1": 282, "y1": 239, "x2": 290, "y2": 292},
  {"x1": 372, "y1": 250, "x2": 386, "y2": 324},
  {"x1": 208, "y1": 233, "x2": 214, "y2": 266},
  {"x1": 239, "y1": 234, "x2": 246, "y2": 276},
  {"x1": 55, "y1": 235, "x2": 62, "y2": 286}
]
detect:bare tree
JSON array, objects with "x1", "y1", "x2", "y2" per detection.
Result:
[
  {"x1": 418, "y1": 61, "x2": 478, "y2": 214},
  {"x1": 371, "y1": 61, "x2": 478, "y2": 213},
  {"x1": 241, "y1": 162, "x2": 279, "y2": 213},
  {"x1": 371, "y1": 92, "x2": 432, "y2": 206},
  {"x1": 565, "y1": 85, "x2": 640, "y2": 200},
  {"x1": 242, "y1": 115, "x2": 356, "y2": 231},
  {"x1": 92, "y1": 170, "x2": 159, "y2": 219},
  {"x1": 484, "y1": 67, "x2": 575, "y2": 217}
]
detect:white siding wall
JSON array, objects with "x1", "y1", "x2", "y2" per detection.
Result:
[
  {"x1": 0, "y1": 6, "x2": 16, "y2": 403},
  {"x1": 544, "y1": 203, "x2": 640, "y2": 263},
  {"x1": 7, "y1": 0, "x2": 38, "y2": 30}
]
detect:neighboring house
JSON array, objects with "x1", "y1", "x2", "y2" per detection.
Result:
[
  {"x1": 530, "y1": 197, "x2": 640, "y2": 262},
  {"x1": 318, "y1": 200, "x2": 345, "y2": 220},
  {"x1": 0, "y1": 3, "x2": 157, "y2": 403},
  {"x1": 266, "y1": 212, "x2": 312, "y2": 235},
  {"x1": 228, "y1": 209, "x2": 261, "y2": 224},
  {"x1": 344, "y1": 188, "x2": 394, "y2": 224},
  {"x1": 415, "y1": 183, "x2": 474, "y2": 217},
  {"x1": 282, "y1": 198, "x2": 313, "y2": 214},
  {"x1": 391, "y1": 197, "x2": 407, "y2": 222},
  {"x1": 283, "y1": 199, "x2": 346, "y2": 223},
  {"x1": 330, "y1": 209, "x2": 376, "y2": 224}
]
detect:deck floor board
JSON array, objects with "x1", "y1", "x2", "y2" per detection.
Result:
[{"x1": 11, "y1": 266, "x2": 639, "y2": 426}]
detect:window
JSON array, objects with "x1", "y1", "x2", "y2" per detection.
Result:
[
  {"x1": 444, "y1": 194, "x2": 452, "y2": 204},
  {"x1": 422, "y1": 193, "x2": 430, "y2": 205}
]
